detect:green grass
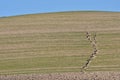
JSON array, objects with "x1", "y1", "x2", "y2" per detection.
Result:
[{"x1": 0, "y1": 11, "x2": 120, "y2": 74}]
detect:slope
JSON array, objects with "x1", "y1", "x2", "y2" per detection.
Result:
[{"x1": 0, "y1": 11, "x2": 120, "y2": 74}]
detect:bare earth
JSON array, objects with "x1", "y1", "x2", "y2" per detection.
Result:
[{"x1": 0, "y1": 72, "x2": 120, "y2": 80}]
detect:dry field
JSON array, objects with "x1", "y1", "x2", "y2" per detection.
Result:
[
  {"x1": 0, "y1": 72, "x2": 120, "y2": 80},
  {"x1": 0, "y1": 11, "x2": 120, "y2": 79}
]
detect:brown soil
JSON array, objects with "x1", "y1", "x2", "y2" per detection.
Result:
[{"x1": 0, "y1": 72, "x2": 120, "y2": 80}]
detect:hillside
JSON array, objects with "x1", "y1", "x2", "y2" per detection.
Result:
[{"x1": 0, "y1": 11, "x2": 120, "y2": 74}]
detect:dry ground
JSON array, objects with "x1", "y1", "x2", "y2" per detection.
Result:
[
  {"x1": 0, "y1": 72, "x2": 120, "y2": 80},
  {"x1": 0, "y1": 11, "x2": 120, "y2": 74}
]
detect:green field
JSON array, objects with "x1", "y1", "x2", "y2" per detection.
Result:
[{"x1": 0, "y1": 11, "x2": 120, "y2": 74}]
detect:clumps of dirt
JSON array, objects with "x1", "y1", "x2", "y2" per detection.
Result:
[{"x1": 0, "y1": 72, "x2": 120, "y2": 80}]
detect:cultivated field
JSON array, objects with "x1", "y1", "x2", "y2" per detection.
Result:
[
  {"x1": 0, "y1": 72, "x2": 120, "y2": 80},
  {"x1": 0, "y1": 11, "x2": 120, "y2": 77}
]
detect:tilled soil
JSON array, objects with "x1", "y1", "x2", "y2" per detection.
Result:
[{"x1": 0, "y1": 72, "x2": 120, "y2": 80}]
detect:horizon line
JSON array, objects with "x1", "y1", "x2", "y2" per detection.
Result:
[{"x1": 0, "y1": 10, "x2": 120, "y2": 18}]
